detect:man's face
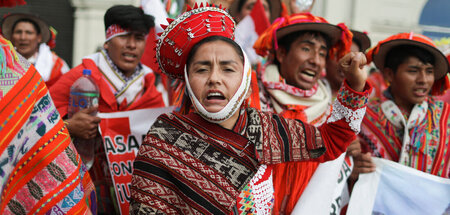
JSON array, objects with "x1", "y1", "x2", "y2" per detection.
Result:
[
  {"x1": 104, "y1": 32, "x2": 146, "y2": 76},
  {"x1": 385, "y1": 56, "x2": 435, "y2": 110},
  {"x1": 11, "y1": 21, "x2": 42, "y2": 59},
  {"x1": 276, "y1": 33, "x2": 328, "y2": 90}
]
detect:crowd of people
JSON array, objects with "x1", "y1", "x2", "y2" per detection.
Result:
[{"x1": 0, "y1": 0, "x2": 449, "y2": 214}]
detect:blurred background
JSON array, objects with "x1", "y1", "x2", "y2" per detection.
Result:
[{"x1": 1, "y1": 0, "x2": 448, "y2": 67}]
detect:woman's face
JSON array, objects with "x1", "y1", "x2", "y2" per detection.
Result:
[{"x1": 187, "y1": 40, "x2": 244, "y2": 113}]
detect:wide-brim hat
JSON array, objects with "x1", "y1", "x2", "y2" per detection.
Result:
[
  {"x1": 368, "y1": 32, "x2": 449, "y2": 81},
  {"x1": 367, "y1": 32, "x2": 450, "y2": 95},
  {"x1": 254, "y1": 13, "x2": 353, "y2": 60},
  {"x1": 351, "y1": 30, "x2": 371, "y2": 52},
  {"x1": 229, "y1": 0, "x2": 282, "y2": 23},
  {"x1": 276, "y1": 22, "x2": 341, "y2": 46},
  {"x1": 1, "y1": 13, "x2": 51, "y2": 43}
]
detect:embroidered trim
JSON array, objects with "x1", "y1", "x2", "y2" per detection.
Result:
[
  {"x1": 327, "y1": 99, "x2": 366, "y2": 133},
  {"x1": 337, "y1": 81, "x2": 370, "y2": 109},
  {"x1": 105, "y1": 24, "x2": 130, "y2": 42},
  {"x1": 101, "y1": 49, "x2": 143, "y2": 83},
  {"x1": 247, "y1": 165, "x2": 273, "y2": 214}
]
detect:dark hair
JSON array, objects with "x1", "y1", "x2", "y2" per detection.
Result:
[
  {"x1": 12, "y1": 18, "x2": 40, "y2": 34},
  {"x1": 384, "y1": 45, "x2": 435, "y2": 72},
  {"x1": 186, "y1": 36, "x2": 244, "y2": 71},
  {"x1": 237, "y1": 0, "x2": 248, "y2": 14},
  {"x1": 104, "y1": 5, "x2": 155, "y2": 34},
  {"x1": 237, "y1": 0, "x2": 272, "y2": 18},
  {"x1": 274, "y1": 30, "x2": 331, "y2": 67},
  {"x1": 352, "y1": 38, "x2": 363, "y2": 52}
]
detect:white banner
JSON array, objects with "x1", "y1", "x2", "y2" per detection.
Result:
[
  {"x1": 347, "y1": 157, "x2": 450, "y2": 215},
  {"x1": 292, "y1": 153, "x2": 353, "y2": 215}
]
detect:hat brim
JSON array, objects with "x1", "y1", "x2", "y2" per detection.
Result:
[
  {"x1": 373, "y1": 39, "x2": 449, "y2": 81},
  {"x1": 229, "y1": 0, "x2": 281, "y2": 23},
  {"x1": 276, "y1": 22, "x2": 341, "y2": 46},
  {"x1": 351, "y1": 30, "x2": 371, "y2": 52},
  {"x1": 1, "y1": 13, "x2": 51, "y2": 43}
]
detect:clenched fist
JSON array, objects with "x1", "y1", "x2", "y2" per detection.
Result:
[{"x1": 338, "y1": 52, "x2": 368, "y2": 92}]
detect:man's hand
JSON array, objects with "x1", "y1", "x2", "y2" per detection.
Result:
[
  {"x1": 349, "y1": 152, "x2": 376, "y2": 181},
  {"x1": 66, "y1": 106, "x2": 101, "y2": 140},
  {"x1": 347, "y1": 139, "x2": 362, "y2": 157},
  {"x1": 339, "y1": 52, "x2": 368, "y2": 92}
]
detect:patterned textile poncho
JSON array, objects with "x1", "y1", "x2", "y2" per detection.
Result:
[
  {"x1": 130, "y1": 76, "x2": 371, "y2": 215},
  {"x1": 359, "y1": 91, "x2": 450, "y2": 178},
  {"x1": 0, "y1": 36, "x2": 96, "y2": 214}
]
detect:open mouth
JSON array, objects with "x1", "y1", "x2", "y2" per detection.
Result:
[
  {"x1": 301, "y1": 69, "x2": 316, "y2": 77},
  {"x1": 299, "y1": 69, "x2": 317, "y2": 82},
  {"x1": 207, "y1": 92, "x2": 225, "y2": 100},
  {"x1": 123, "y1": 53, "x2": 137, "y2": 60},
  {"x1": 413, "y1": 88, "x2": 428, "y2": 96}
]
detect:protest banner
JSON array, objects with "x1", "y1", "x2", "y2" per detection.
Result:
[
  {"x1": 292, "y1": 153, "x2": 353, "y2": 215},
  {"x1": 98, "y1": 107, "x2": 173, "y2": 215},
  {"x1": 347, "y1": 157, "x2": 450, "y2": 215}
]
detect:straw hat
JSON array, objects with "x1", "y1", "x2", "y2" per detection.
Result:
[{"x1": 1, "y1": 13, "x2": 51, "y2": 43}]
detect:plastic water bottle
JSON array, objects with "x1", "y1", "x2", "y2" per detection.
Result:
[{"x1": 68, "y1": 69, "x2": 99, "y2": 170}]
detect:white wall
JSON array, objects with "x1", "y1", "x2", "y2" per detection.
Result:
[
  {"x1": 69, "y1": 0, "x2": 429, "y2": 65},
  {"x1": 70, "y1": 0, "x2": 139, "y2": 66},
  {"x1": 312, "y1": 0, "x2": 428, "y2": 48}
]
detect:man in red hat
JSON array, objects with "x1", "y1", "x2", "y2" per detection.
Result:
[
  {"x1": 354, "y1": 32, "x2": 450, "y2": 179},
  {"x1": 252, "y1": 13, "x2": 368, "y2": 214},
  {"x1": 49, "y1": 5, "x2": 166, "y2": 214},
  {"x1": 1, "y1": 13, "x2": 70, "y2": 88}
]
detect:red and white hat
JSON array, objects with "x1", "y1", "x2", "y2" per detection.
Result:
[
  {"x1": 157, "y1": 4, "x2": 253, "y2": 123},
  {"x1": 253, "y1": 12, "x2": 353, "y2": 60},
  {"x1": 156, "y1": 3, "x2": 236, "y2": 79},
  {"x1": 367, "y1": 32, "x2": 450, "y2": 95}
]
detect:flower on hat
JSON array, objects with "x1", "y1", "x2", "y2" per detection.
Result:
[
  {"x1": 366, "y1": 32, "x2": 450, "y2": 96},
  {"x1": 156, "y1": 3, "x2": 236, "y2": 79},
  {"x1": 253, "y1": 12, "x2": 353, "y2": 60}
]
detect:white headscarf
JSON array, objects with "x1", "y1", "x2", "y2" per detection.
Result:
[{"x1": 184, "y1": 48, "x2": 252, "y2": 123}]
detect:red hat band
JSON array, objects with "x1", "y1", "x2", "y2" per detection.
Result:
[
  {"x1": 156, "y1": 4, "x2": 236, "y2": 79},
  {"x1": 367, "y1": 32, "x2": 450, "y2": 95}
]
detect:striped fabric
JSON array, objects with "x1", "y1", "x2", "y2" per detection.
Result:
[
  {"x1": 360, "y1": 96, "x2": 450, "y2": 178},
  {"x1": 130, "y1": 108, "x2": 331, "y2": 214},
  {"x1": 0, "y1": 36, "x2": 96, "y2": 214}
]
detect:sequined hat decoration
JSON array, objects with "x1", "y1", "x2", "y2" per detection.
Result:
[{"x1": 156, "y1": 3, "x2": 236, "y2": 79}]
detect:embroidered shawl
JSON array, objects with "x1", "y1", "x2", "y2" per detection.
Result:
[
  {"x1": 0, "y1": 37, "x2": 96, "y2": 214},
  {"x1": 360, "y1": 95, "x2": 450, "y2": 178},
  {"x1": 130, "y1": 107, "x2": 341, "y2": 214}
]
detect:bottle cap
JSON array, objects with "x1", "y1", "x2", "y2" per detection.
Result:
[{"x1": 83, "y1": 69, "x2": 92, "y2": 76}]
